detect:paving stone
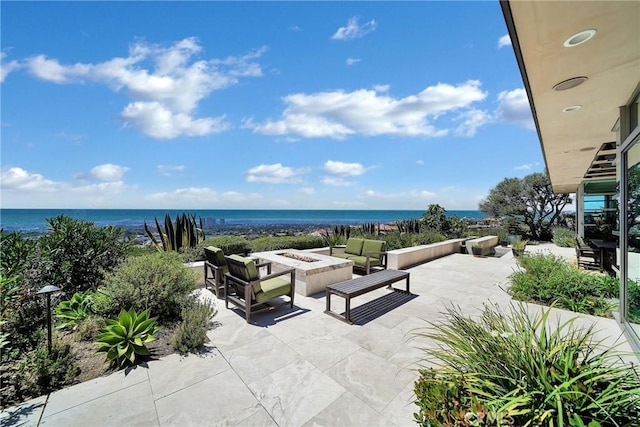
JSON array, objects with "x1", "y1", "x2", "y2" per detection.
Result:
[{"x1": 248, "y1": 358, "x2": 345, "y2": 426}]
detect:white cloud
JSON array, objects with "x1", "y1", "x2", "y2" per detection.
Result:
[
  {"x1": 495, "y1": 88, "x2": 535, "y2": 130},
  {"x1": 513, "y1": 162, "x2": 540, "y2": 171},
  {"x1": 346, "y1": 58, "x2": 361, "y2": 66},
  {"x1": 360, "y1": 189, "x2": 437, "y2": 200},
  {"x1": 299, "y1": 187, "x2": 316, "y2": 195},
  {"x1": 146, "y1": 187, "x2": 261, "y2": 206},
  {"x1": 1, "y1": 52, "x2": 21, "y2": 83},
  {"x1": 121, "y1": 101, "x2": 229, "y2": 139},
  {"x1": 373, "y1": 84, "x2": 389, "y2": 92},
  {"x1": 245, "y1": 163, "x2": 309, "y2": 184},
  {"x1": 321, "y1": 177, "x2": 355, "y2": 187},
  {"x1": 251, "y1": 81, "x2": 487, "y2": 139},
  {"x1": 332, "y1": 17, "x2": 377, "y2": 41},
  {"x1": 289, "y1": 25, "x2": 301, "y2": 32},
  {"x1": 498, "y1": 34, "x2": 512, "y2": 49},
  {"x1": 1, "y1": 167, "x2": 60, "y2": 192},
  {"x1": 71, "y1": 181, "x2": 128, "y2": 194},
  {"x1": 157, "y1": 164, "x2": 185, "y2": 176},
  {"x1": 1, "y1": 166, "x2": 130, "y2": 195},
  {"x1": 324, "y1": 160, "x2": 366, "y2": 176},
  {"x1": 22, "y1": 37, "x2": 265, "y2": 139},
  {"x1": 89, "y1": 163, "x2": 130, "y2": 182},
  {"x1": 454, "y1": 109, "x2": 492, "y2": 137}
]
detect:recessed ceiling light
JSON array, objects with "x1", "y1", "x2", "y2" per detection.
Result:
[
  {"x1": 553, "y1": 77, "x2": 588, "y2": 91},
  {"x1": 562, "y1": 105, "x2": 582, "y2": 112},
  {"x1": 564, "y1": 29, "x2": 597, "y2": 47},
  {"x1": 579, "y1": 146, "x2": 596, "y2": 152}
]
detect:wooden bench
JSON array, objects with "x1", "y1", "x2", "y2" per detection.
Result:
[{"x1": 324, "y1": 269, "x2": 410, "y2": 324}]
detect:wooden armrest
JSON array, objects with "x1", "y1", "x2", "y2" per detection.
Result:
[{"x1": 364, "y1": 251, "x2": 386, "y2": 257}]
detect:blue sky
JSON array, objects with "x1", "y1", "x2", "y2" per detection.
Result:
[{"x1": 1, "y1": 1, "x2": 543, "y2": 210}]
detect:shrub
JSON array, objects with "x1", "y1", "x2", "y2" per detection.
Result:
[
  {"x1": 95, "y1": 251, "x2": 196, "y2": 322},
  {"x1": 74, "y1": 315, "x2": 106, "y2": 341},
  {"x1": 35, "y1": 215, "x2": 131, "y2": 294},
  {"x1": 173, "y1": 301, "x2": 216, "y2": 354},
  {"x1": 2, "y1": 342, "x2": 79, "y2": 408},
  {"x1": 553, "y1": 227, "x2": 575, "y2": 247},
  {"x1": 95, "y1": 308, "x2": 158, "y2": 368},
  {"x1": 0, "y1": 230, "x2": 36, "y2": 279},
  {"x1": 250, "y1": 235, "x2": 324, "y2": 252},
  {"x1": 413, "y1": 304, "x2": 640, "y2": 426},
  {"x1": 509, "y1": 252, "x2": 617, "y2": 316},
  {"x1": 201, "y1": 237, "x2": 251, "y2": 257}
]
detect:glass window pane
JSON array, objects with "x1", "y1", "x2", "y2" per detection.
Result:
[{"x1": 625, "y1": 141, "x2": 640, "y2": 337}]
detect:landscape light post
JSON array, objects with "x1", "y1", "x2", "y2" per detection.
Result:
[{"x1": 37, "y1": 285, "x2": 61, "y2": 353}]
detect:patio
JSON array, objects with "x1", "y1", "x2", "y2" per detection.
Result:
[{"x1": 2, "y1": 244, "x2": 634, "y2": 426}]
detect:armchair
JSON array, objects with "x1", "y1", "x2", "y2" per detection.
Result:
[
  {"x1": 224, "y1": 255, "x2": 295, "y2": 323},
  {"x1": 204, "y1": 247, "x2": 271, "y2": 297}
]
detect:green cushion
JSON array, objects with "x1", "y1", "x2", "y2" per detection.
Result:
[
  {"x1": 228, "y1": 254, "x2": 259, "y2": 281},
  {"x1": 348, "y1": 255, "x2": 382, "y2": 267},
  {"x1": 345, "y1": 238, "x2": 365, "y2": 256},
  {"x1": 331, "y1": 253, "x2": 352, "y2": 260},
  {"x1": 362, "y1": 239, "x2": 385, "y2": 256},
  {"x1": 205, "y1": 246, "x2": 226, "y2": 267},
  {"x1": 255, "y1": 277, "x2": 291, "y2": 303}
]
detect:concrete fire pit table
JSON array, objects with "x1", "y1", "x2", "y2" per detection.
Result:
[{"x1": 250, "y1": 249, "x2": 354, "y2": 297}]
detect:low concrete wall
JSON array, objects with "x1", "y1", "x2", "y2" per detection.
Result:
[
  {"x1": 465, "y1": 236, "x2": 499, "y2": 256},
  {"x1": 386, "y1": 238, "x2": 466, "y2": 270}
]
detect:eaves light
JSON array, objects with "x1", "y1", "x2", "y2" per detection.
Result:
[
  {"x1": 562, "y1": 105, "x2": 582, "y2": 112},
  {"x1": 553, "y1": 77, "x2": 588, "y2": 91},
  {"x1": 564, "y1": 29, "x2": 597, "y2": 47}
]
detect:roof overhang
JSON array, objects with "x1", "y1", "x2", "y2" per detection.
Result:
[{"x1": 501, "y1": 1, "x2": 640, "y2": 193}]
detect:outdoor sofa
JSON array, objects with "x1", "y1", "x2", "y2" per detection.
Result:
[{"x1": 329, "y1": 237, "x2": 388, "y2": 275}]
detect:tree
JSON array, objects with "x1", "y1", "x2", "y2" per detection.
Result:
[
  {"x1": 479, "y1": 172, "x2": 572, "y2": 240},
  {"x1": 421, "y1": 204, "x2": 469, "y2": 238}
]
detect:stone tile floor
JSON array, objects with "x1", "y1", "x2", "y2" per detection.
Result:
[{"x1": 2, "y1": 244, "x2": 635, "y2": 426}]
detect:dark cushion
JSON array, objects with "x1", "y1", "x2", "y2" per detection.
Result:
[
  {"x1": 205, "y1": 246, "x2": 226, "y2": 267},
  {"x1": 255, "y1": 277, "x2": 291, "y2": 303},
  {"x1": 362, "y1": 239, "x2": 385, "y2": 256},
  {"x1": 344, "y1": 238, "x2": 365, "y2": 256}
]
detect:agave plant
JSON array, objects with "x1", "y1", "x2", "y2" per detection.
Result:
[
  {"x1": 54, "y1": 290, "x2": 93, "y2": 330},
  {"x1": 396, "y1": 219, "x2": 421, "y2": 234},
  {"x1": 144, "y1": 213, "x2": 204, "y2": 252},
  {"x1": 95, "y1": 308, "x2": 158, "y2": 368},
  {"x1": 321, "y1": 224, "x2": 351, "y2": 246},
  {"x1": 360, "y1": 222, "x2": 379, "y2": 236}
]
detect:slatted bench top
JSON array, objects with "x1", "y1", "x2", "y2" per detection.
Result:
[
  {"x1": 325, "y1": 269, "x2": 411, "y2": 324},
  {"x1": 327, "y1": 269, "x2": 409, "y2": 297}
]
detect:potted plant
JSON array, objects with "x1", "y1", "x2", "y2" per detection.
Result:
[
  {"x1": 497, "y1": 229, "x2": 509, "y2": 247},
  {"x1": 512, "y1": 239, "x2": 528, "y2": 257},
  {"x1": 471, "y1": 243, "x2": 483, "y2": 257}
]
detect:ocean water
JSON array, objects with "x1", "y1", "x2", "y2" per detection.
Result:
[{"x1": 0, "y1": 209, "x2": 487, "y2": 234}]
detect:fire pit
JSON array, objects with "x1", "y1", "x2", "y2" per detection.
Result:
[
  {"x1": 277, "y1": 252, "x2": 319, "y2": 263},
  {"x1": 251, "y1": 249, "x2": 353, "y2": 296}
]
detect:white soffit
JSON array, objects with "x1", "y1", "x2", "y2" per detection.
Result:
[{"x1": 506, "y1": 1, "x2": 640, "y2": 193}]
